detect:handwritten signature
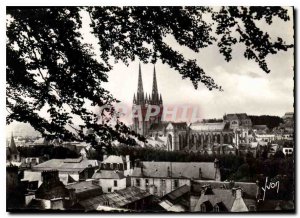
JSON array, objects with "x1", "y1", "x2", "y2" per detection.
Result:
[{"x1": 261, "y1": 177, "x2": 280, "y2": 201}]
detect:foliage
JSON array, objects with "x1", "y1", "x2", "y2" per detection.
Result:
[
  {"x1": 249, "y1": 115, "x2": 284, "y2": 129},
  {"x1": 7, "y1": 7, "x2": 293, "y2": 144},
  {"x1": 17, "y1": 145, "x2": 79, "y2": 159}
]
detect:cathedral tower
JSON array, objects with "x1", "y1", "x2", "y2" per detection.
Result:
[{"x1": 132, "y1": 64, "x2": 163, "y2": 136}]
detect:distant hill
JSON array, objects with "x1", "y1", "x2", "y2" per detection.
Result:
[{"x1": 249, "y1": 115, "x2": 283, "y2": 130}]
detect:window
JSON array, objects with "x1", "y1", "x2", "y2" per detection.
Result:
[
  {"x1": 213, "y1": 205, "x2": 219, "y2": 212},
  {"x1": 201, "y1": 204, "x2": 206, "y2": 212},
  {"x1": 114, "y1": 180, "x2": 118, "y2": 187},
  {"x1": 136, "y1": 179, "x2": 140, "y2": 187},
  {"x1": 249, "y1": 205, "x2": 256, "y2": 211},
  {"x1": 174, "y1": 179, "x2": 179, "y2": 189},
  {"x1": 161, "y1": 179, "x2": 166, "y2": 187},
  {"x1": 108, "y1": 188, "x2": 112, "y2": 192},
  {"x1": 145, "y1": 179, "x2": 149, "y2": 187}
]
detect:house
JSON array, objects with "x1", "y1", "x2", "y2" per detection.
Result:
[
  {"x1": 92, "y1": 155, "x2": 131, "y2": 193},
  {"x1": 27, "y1": 170, "x2": 71, "y2": 210},
  {"x1": 74, "y1": 186, "x2": 156, "y2": 212},
  {"x1": 192, "y1": 185, "x2": 256, "y2": 212},
  {"x1": 224, "y1": 113, "x2": 252, "y2": 130},
  {"x1": 27, "y1": 157, "x2": 99, "y2": 185},
  {"x1": 131, "y1": 160, "x2": 221, "y2": 197}
]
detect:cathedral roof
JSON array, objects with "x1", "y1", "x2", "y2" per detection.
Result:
[
  {"x1": 190, "y1": 122, "x2": 225, "y2": 131},
  {"x1": 149, "y1": 122, "x2": 169, "y2": 131}
]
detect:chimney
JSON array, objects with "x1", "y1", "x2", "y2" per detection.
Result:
[
  {"x1": 41, "y1": 170, "x2": 60, "y2": 186},
  {"x1": 167, "y1": 166, "x2": 171, "y2": 177},
  {"x1": 141, "y1": 163, "x2": 144, "y2": 175},
  {"x1": 126, "y1": 155, "x2": 131, "y2": 170},
  {"x1": 214, "y1": 158, "x2": 219, "y2": 168},
  {"x1": 103, "y1": 155, "x2": 107, "y2": 161},
  {"x1": 199, "y1": 168, "x2": 202, "y2": 179},
  {"x1": 135, "y1": 159, "x2": 141, "y2": 168}
]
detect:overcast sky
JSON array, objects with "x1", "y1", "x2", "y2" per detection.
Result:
[
  {"x1": 7, "y1": 7, "x2": 294, "y2": 136},
  {"x1": 85, "y1": 7, "x2": 294, "y2": 122}
]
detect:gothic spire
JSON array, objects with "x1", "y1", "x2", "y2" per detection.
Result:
[
  {"x1": 9, "y1": 132, "x2": 19, "y2": 154},
  {"x1": 136, "y1": 63, "x2": 144, "y2": 104},
  {"x1": 160, "y1": 93, "x2": 163, "y2": 104},
  {"x1": 151, "y1": 65, "x2": 159, "y2": 104}
]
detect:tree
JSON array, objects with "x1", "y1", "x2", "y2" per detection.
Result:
[{"x1": 6, "y1": 7, "x2": 293, "y2": 145}]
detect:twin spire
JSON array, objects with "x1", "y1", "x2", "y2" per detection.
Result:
[{"x1": 134, "y1": 63, "x2": 163, "y2": 105}]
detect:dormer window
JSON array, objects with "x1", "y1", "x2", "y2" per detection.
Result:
[
  {"x1": 213, "y1": 205, "x2": 219, "y2": 212},
  {"x1": 249, "y1": 205, "x2": 256, "y2": 211}
]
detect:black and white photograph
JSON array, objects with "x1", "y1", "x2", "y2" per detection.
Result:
[{"x1": 5, "y1": 4, "x2": 295, "y2": 213}]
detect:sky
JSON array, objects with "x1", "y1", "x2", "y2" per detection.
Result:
[
  {"x1": 84, "y1": 7, "x2": 294, "y2": 121},
  {"x1": 6, "y1": 7, "x2": 294, "y2": 136}
]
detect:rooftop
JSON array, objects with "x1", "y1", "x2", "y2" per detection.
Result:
[
  {"x1": 132, "y1": 161, "x2": 218, "y2": 180},
  {"x1": 32, "y1": 157, "x2": 99, "y2": 172},
  {"x1": 190, "y1": 122, "x2": 226, "y2": 131},
  {"x1": 78, "y1": 186, "x2": 152, "y2": 211},
  {"x1": 92, "y1": 170, "x2": 126, "y2": 179}
]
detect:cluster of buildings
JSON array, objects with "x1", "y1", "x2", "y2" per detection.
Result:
[
  {"x1": 132, "y1": 65, "x2": 294, "y2": 157},
  {"x1": 7, "y1": 150, "x2": 294, "y2": 212},
  {"x1": 6, "y1": 65, "x2": 294, "y2": 212}
]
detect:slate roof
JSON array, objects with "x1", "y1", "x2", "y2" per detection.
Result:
[
  {"x1": 191, "y1": 181, "x2": 258, "y2": 199},
  {"x1": 131, "y1": 162, "x2": 217, "y2": 180},
  {"x1": 66, "y1": 181, "x2": 101, "y2": 193},
  {"x1": 32, "y1": 158, "x2": 99, "y2": 172},
  {"x1": 92, "y1": 170, "x2": 125, "y2": 179},
  {"x1": 190, "y1": 122, "x2": 226, "y2": 131},
  {"x1": 236, "y1": 113, "x2": 250, "y2": 120},
  {"x1": 66, "y1": 181, "x2": 103, "y2": 200},
  {"x1": 225, "y1": 114, "x2": 239, "y2": 120},
  {"x1": 78, "y1": 187, "x2": 152, "y2": 211},
  {"x1": 102, "y1": 155, "x2": 125, "y2": 164},
  {"x1": 162, "y1": 185, "x2": 190, "y2": 202}
]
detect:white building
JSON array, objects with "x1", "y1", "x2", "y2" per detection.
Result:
[{"x1": 92, "y1": 155, "x2": 132, "y2": 193}]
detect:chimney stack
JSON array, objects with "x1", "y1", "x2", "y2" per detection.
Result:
[
  {"x1": 167, "y1": 166, "x2": 171, "y2": 177},
  {"x1": 41, "y1": 170, "x2": 60, "y2": 186},
  {"x1": 199, "y1": 168, "x2": 202, "y2": 179}
]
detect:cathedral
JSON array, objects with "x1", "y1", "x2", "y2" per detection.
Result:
[{"x1": 132, "y1": 64, "x2": 163, "y2": 136}]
